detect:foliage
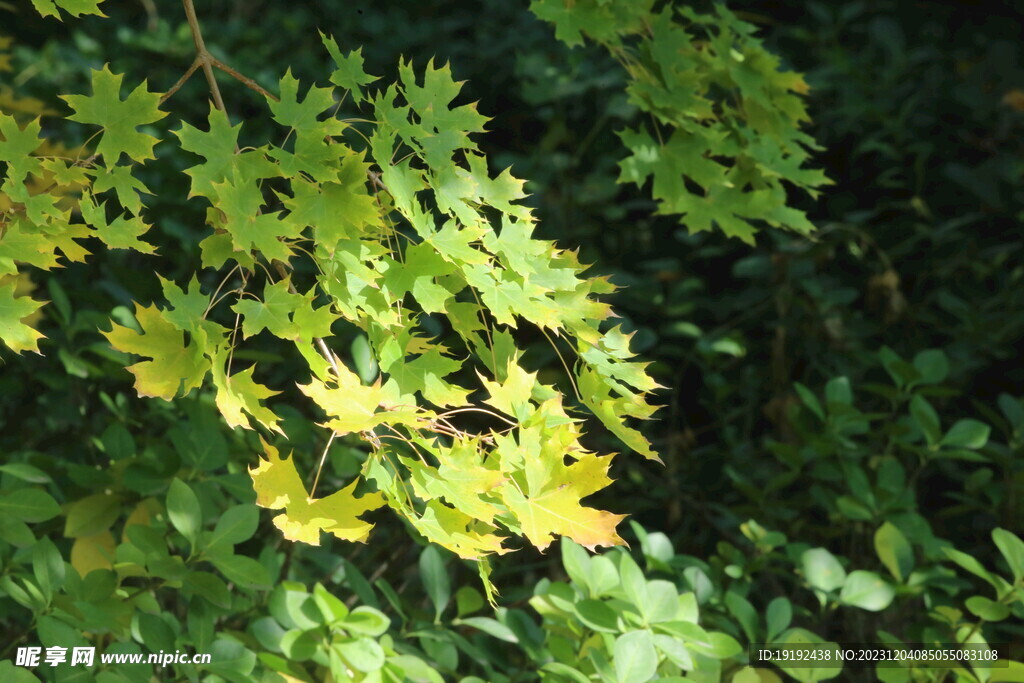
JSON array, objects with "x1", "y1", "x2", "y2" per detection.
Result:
[
  {"x1": 1, "y1": 0, "x2": 1022, "y2": 681},
  {"x1": 0, "y1": 0, "x2": 688, "y2": 581},
  {"x1": 530, "y1": 0, "x2": 829, "y2": 243}
]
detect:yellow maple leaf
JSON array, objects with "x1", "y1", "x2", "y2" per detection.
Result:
[
  {"x1": 250, "y1": 440, "x2": 384, "y2": 546},
  {"x1": 500, "y1": 450, "x2": 625, "y2": 552},
  {"x1": 412, "y1": 500, "x2": 509, "y2": 560},
  {"x1": 102, "y1": 304, "x2": 209, "y2": 400}
]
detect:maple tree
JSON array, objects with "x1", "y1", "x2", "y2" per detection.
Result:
[{"x1": 0, "y1": 0, "x2": 824, "y2": 595}]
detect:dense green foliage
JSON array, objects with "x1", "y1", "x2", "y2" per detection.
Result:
[{"x1": 1, "y1": 0, "x2": 1022, "y2": 681}]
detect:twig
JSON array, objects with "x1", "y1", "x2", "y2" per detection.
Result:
[
  {"x1": 309, "y1": 431, "x2": 337, "y2": 498},
  {"x1": 211, "y1": 58, "x2": 278, "y2": 102},
  {"x1": 181, "y1": 0, "x2": 227, "y2": 114},
  {"x1": 160, "y1": 56, "x2": 202, "y2": 106}
]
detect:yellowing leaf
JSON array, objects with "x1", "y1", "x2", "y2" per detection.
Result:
[
  {"x1": 479, "y1": 359, "x2": 538, "y2": 421},
  {"x1": 212, "y1": 349, "x2": 282, "y2": 434},
  {"x1": 299, "y1": 361, "x2": 423, "y2": 436},
  {"x1": 404, "y1": 436, "x2": 506, "y2": 524},
  {"x1": 578, "y1": 366, "x2": 661, "y2": 461},
  {"x1": 0, "y1": 280, "x2": 45, "y2": 354},
  {"x1": 102, "y1": 304, "x2": 210, "y2": 400},
  {"x1": 412, "y1": 500, "x2": 508, "y2": 560},
  {"x1": 250, "y1": 440, "x2": 384, "y2": 545},
  {"x1": 500, "y1": 451, "x2": 626, "y2": 551},
  {"x1": 122, "y1": 498, "x2": 160, "y2": 543},
  {"x1": 70, "y1": 531, "x2": 115, "y2": 577}
]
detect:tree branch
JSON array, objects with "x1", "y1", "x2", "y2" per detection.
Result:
[
  {"x1": 181, "y1": 0, "x2": 227, "y2": 115},
  {"x1": 211, "y1": 58, "x2": 278, "y2": 102},
  {"x1": 159, "y1": 55, "x2": 202, "y2": 106}
]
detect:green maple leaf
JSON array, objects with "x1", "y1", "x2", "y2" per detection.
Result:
[
  {"x1": 232, "y1": 278, "x2": 302, "y2": 340},
  {"x1": 411, "y1": 499, "x2": 508, "y2": 560},
  {"x1": 577, "y1": 366, "x2": 660, "y2": 461},
  {"x1": 465, "y1": 154, "x2": 530, "y2": 221},
  {"x1": 102, "y1": 304, "x2": 210, "y2": 401},
  {"x1": 78, "y1": 192, "x2": 155, "y2": 253},
  {"x1": 283, "y1": 154, "x2": 380, "y2": 248},
  {"x1": 174, "y1": 105, "x2": 241, "y2": 198},
  {"x1": 212, "y1": 171, "x2": 299, "y2": 261},
  {"x1": 269, "y1": 70, "x2": 336, "y2": 133},
  {"x1": 427, "y1": 220, "x2": 489, "y2": 266},
  {"x1": 404, "y1": 436, "x2": 506, "y2": 525},
  {"x1": 291, "y1": 287, "x2": 339, "y2": 343},
  {"x1": 42, "y1": 158, "x2": 90, "y2": 186},
  {"x1": 270, "y1": 121, "x2": 347, "y2": 184},
  {"x1": 381, "y1": 241, "x2": 456, "y2": 314},
  {"x1": 463, "y1": 264, "x2": 538, "y2": 327},
  {"x1": 321, "y1": 33, "x2": 378, "y2": 104},
  {"x1": 579, "y1": 326, "x2": 662, "y2": 394},
  {"x1": 158, "y1": 275, "x2": 228, "y2": 343},
  {"x1": 0, "y1": 281, "x2": 45, "y2": 354},
  {"x1": 251, "y1": 440, "x2": 384, "y2": 545},
  {"x1": 398, "y1": 58, "x2": 489, "y2": 137},
  {"x1": 481, "y1": 218, "x2": 577, "y2": 292},
  {"x1": 383, "y1": 348, "x2": 469, "y2": 408},
  {"x1": 0, "y1": 214, "x2": 92, "y2": 274},
  {"x1": 61, "y1": 65, "x2": 166, "y2": 163},
  {"x1": 29, "y1": 0, "x2": 105, "y2": 20},
  {"x1": 91, "y1": 164, "x2": 152, "y2": 214},
  {"x1": 0, "y1": 219, "x2": 64, "y2": 275},
  {"x1": 0, "y1": 114, "x2": 44, "y2": 182}
]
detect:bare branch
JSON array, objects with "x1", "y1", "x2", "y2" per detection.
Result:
[
  {"x1": 160, "y1": 55, "x2": 202, "y2": 106},
  {"x1": 211, "y1": 58, "x2": 278, "y2": 102},
  {"x1": 181, "y1": 0, "x2": 227, "y2": 115}
]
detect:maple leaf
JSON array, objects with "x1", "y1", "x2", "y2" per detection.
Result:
[
  {"x1": 211, "y1": 170, "x2": 299, "y2": 261},
  {"x1": 0, "y1": 218, "x2": 63, "y2": 275},
  {"x1": 173, "y1": 106, "x2": 241, "y2": 198},
  {"x1": 250, "y1": 440, "x2": 384, "y2": 545},
  {"x1": 232, "y1": 278, "x2": 302, "y2": 340},
  {"x1": 465, "y1": 154, "x2": 531, "y2": 221},
  {"x1": 282, "y1": 151, "x2": 381, "y2": 248},
  {"x1": 0, "y1": 281, "x2": 45, "y2": 354},
  {"x1": 299, "y1": 367, "x2": 422, "y2": 436},
  {"x1": 91, "y1": 164, "x2": 152, "y2": 215},
  {"x1": 479, "y1": 359, "x2": 538, "y2": 422},
  {"x1": 29, "y1": 0, "x2": 105, "y2": 20},
  {"x1": 158, "y1": 275, "x2": 228, "y2": 343},
  {"x1": 61, "y1": 66, "x2": 166, "y2": 163},
  {"x1": 78, "y1": 191, "x2": 156, "y2": 253},
  {"x1": 380, "y1": 241, "x2": 456, "y2": 314},
  {"x1": 383, "y1": 348, "x2": 471, "y2": 408},
  {"x1": 270, "y1": 70, "x2": 337, "y2": 133},
  {"x1": 412, "y1": 500, "x2": 508, "y2": 560},
  {"x1": 577, "y1": 366, "x2": 660, "y2": 461},
  {"x1": 404, "y1": 436, "x2": 506, "y2": 525},
  {"x1": 398, "y1": 58, "x2": 489, "y2": 139},
  {"x1": 0, "y1": 114, "x2": 44, "y2": 182},
  {"x1": 500, "y1": 447, "x2": 625, "y2": 552},
  {"x1": 212, "y1": 350, "x2": 282, "y2": 434},
  {"x1": 321, "y1": 33, "x2": 378, "y2": 104},
  {"x1": 102, "y1": 304, "x2": 210, "y2": 401}
]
